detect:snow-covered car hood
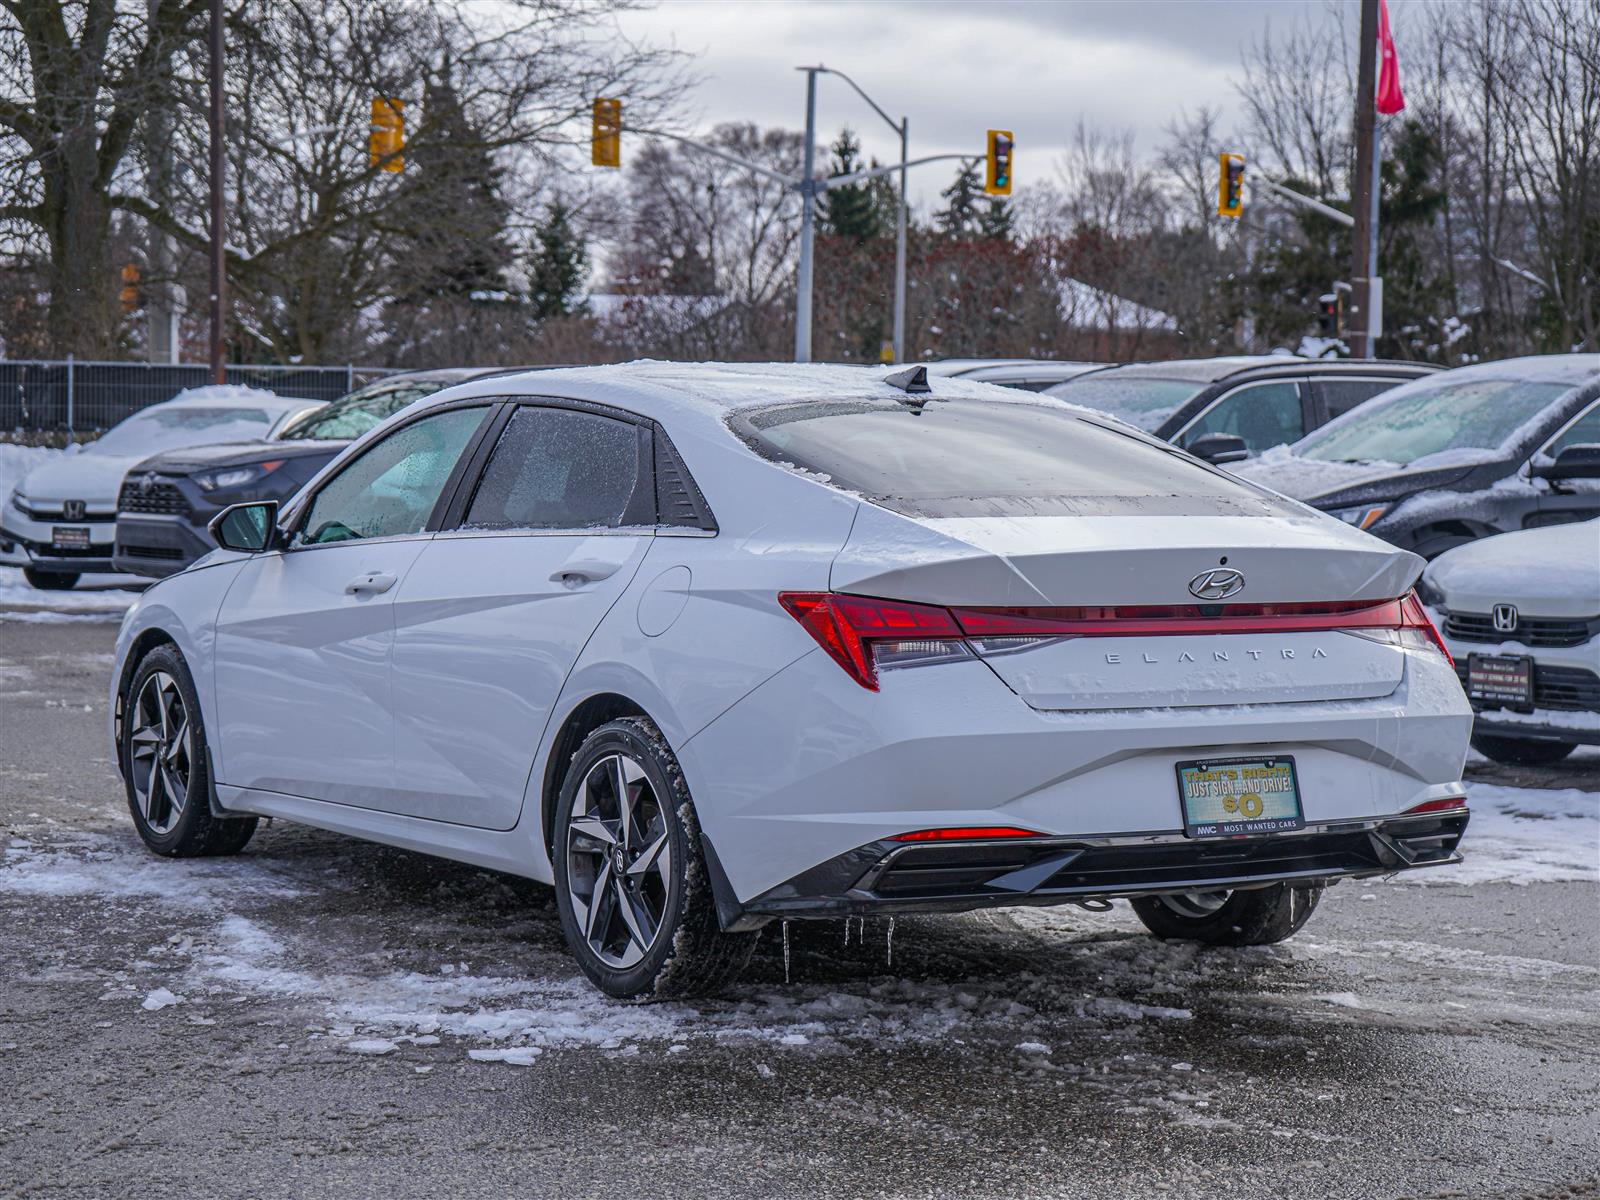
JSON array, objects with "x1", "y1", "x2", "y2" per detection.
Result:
[
  {"x1": 1424, "y1": 521, "x2": 1600, "y2": 619},
  {"x1": 1231, "y1": 444, "x2": 1479, "y2": 507},
  {"x1": 11, "y1": 449, "x2": 144, "y2": 505}
]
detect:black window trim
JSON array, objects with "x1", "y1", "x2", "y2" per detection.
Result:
[
  {"x1": 432, "y1": 394, "x2": 718, "y2": 536},
  {"x1": 277, "y1": 398, "x2": 500, "y2": 550},
  {"x1": 1171, "y1": 377, "x2": 1314, "y2": 450}
]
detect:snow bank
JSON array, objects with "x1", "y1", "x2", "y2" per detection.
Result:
[{"x1": 1453, "y1": 782, "x2": 1598, "y2": 884}]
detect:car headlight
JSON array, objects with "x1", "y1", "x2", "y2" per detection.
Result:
[
  {"x1": 195, "y1": 460, "x2": 283, "y2": 493},
  {"x1": 7, "y1": 488, "x2": 26, "y2": 516},
  {"x1": 1328, "y1": 503, "x2": 1388, "y2": 531},
  {"x1": 1414, "y1": 574, "x2": 1444, "y2": 609}
]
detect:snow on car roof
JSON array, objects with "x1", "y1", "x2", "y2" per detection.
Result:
[
  {"x1": 440, "y1": 360, "x2": 1065, "y2": 430},
  {"x1": 1418, "y1": 353, "x2": 1600, "y2": 385},
  {"x1": 160, "y1": 385, "x2": 310, "y2": 413}
]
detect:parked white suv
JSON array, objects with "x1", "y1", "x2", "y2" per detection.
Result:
[{"x1": 1421, "y1": 520, "x2": 1600, "y2": 765}]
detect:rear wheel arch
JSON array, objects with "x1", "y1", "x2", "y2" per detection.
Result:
[
  {"x1": 541, "y1": 692, "x2": 649, "y2": 854},
  {"x1": 1407, "y1": 518, "x2": 1496, "y2": 558}
]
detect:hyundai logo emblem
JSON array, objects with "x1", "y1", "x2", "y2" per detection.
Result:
[
  {"x1": 1188, "y1": 567, "x2": 1246, "y2": 600},
  {"x1": 1492, "y1": 603, "x2": 1519, "y2": 633}
]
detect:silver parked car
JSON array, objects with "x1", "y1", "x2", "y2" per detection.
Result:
[{"x1": 110, "y1": 363, "x2": 1472, "y2": 1000}]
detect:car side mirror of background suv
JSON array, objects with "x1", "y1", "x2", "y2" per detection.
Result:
[
  {"x1": 1533, "y1": 443, "x2": 1600, "y2": 484},
  {"x1": 1187, "y1": 433, "x2": 1251, "y2": 465},
  {"x1": 209, "y1": 500, "x2": 281, "y2": 553}
]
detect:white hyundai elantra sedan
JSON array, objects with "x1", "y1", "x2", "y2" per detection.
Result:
[{"x1": 109, "y1": 363, "x2": 1473, "y2": 1000}]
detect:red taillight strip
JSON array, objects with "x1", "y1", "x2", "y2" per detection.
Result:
[
  {"x1": 952, "y1": 598, "x2": 1407, "y2": 638},
  {"x1": 1403, "y1": 797, "x2": 1469, "y2": 816},
  {"x1": 779, "y1": 590, "x2": 1453, "y2": 691},
  {"x1": 890, "y1": 826, "x2": 1041, "y2": 842}
]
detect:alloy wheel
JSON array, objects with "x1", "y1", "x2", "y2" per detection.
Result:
[
  {"x1": 1158, "y1": 890, "x2": 1232, "y2": 919},
  {"x1": 128, "y1": 671, "x2": 193, "y2": 835},
  {"x1": 565, "y1": 752, "x2": 674, "y2": 969}
]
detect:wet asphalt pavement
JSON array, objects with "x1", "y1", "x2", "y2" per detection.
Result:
[{"x1": 1, "y1": 616, "x2": 1596, "y2": 1200}]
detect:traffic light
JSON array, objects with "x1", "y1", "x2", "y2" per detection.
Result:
[
  {"x1": 1217, "y1": 152, "x2": 1244, "y2": 217},
  {"x1": 369, "y1": 97, "x2": 404, "y2": 173},
  {"x1": 592, "y1": 98, "x2": 621, "y2": 168},
  {"x1": 985, "y1": 129, "x2": 1013, "y2": 196},
  {"x1": 1317, "y1": 291, "x2": 1342, "y2": 337},
  {"x1": 119, "y1": 262, "x2": 141, "y2": 314}
]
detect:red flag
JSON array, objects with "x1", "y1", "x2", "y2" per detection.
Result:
[{"x1": 1376, "y1": 0, "x2": 1405, "y2": 114}]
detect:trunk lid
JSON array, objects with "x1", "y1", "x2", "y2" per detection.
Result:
[{"x1": 830, "y1": 503, "x2": 1420, "y2": 710}]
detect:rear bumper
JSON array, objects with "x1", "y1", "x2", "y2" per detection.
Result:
[
  {"x1": 736, "y1": 808, "x2": 1469, "y2": 920},
  {"x1": 678, "y1": 643, "x2": 1474, "y2": 907}
]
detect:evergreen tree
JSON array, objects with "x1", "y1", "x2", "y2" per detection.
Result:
[
  {"x1": 1373, "y1": 120, "x2": 1451, "y2": 360},
  {"x1": 527, "y1": 201, "x2": 589, "y2": 320},
  {"x1": 819, "y1": 128, "x2": 882, "y2": 243},
  {"x1": 978, "y1": 197, "x2": 1015, "y2": 242},
  {"x1": 936, "y1": 163, "x2": 983, "y2": 237},
  {"x1": 393, "y1": 63, "x2": 516, "y2": 304}
]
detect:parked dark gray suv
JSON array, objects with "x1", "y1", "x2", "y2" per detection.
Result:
[
  {"x1": 113, "y1": 368, "x2": 515, "y2": 577},
  {"x1": 1045, "y1": 355, "x2": 1437, "y2": 463},
  {"x1": 1234, "y1": 354, "x2": 1600, "y2": 557}
]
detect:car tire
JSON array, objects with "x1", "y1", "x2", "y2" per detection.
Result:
[
  {"x1": 553, "y1": 716, "x2": 757, "y2": 1001},
  {"x1": 122, "y1": 645, "x2": 258, "y2": 857},
  {"x1": 23, "y1": 567, "x2": 79, "y2": 590},
  {"x1": 1130, "y1": 882, "x2": 1322, "y2": 946},
  {"x1": 1471, "y1": 733, "x2": 1577, "y2": 767}
]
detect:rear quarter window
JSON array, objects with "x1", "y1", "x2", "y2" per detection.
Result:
[{"x1": 732, "y1": 397, "x2": 1293, "y2": 519}]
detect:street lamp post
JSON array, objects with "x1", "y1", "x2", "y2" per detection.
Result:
[{"x1": 794, "y1": 65, "x2": 910, "y2": 366}]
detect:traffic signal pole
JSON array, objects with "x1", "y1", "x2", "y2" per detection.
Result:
[
  {"x1": 1348, "y1": 0, "x2": 1380, "y2": 360},
  {"x1": 207, "y1": 0, "x2": 226, "y2": 383},
  {"x1": 794, "y1": 68, "x2": 819, "y2": 364}
]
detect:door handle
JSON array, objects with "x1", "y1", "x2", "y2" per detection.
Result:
[
  {"x1": 345, "y1": 571, "x2": 397, "y2": 595},
  {"x1": 550, "y1": 560, "x2": 620, "y2": 587}
]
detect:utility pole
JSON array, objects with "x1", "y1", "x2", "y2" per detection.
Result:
[
  {"x1": 144, "y1": 0, "x2": 179, "y2": 364},
  {"x1": 1348, "y1": 0, "x2": 1380, "y2": 360},
  {"x1": 894, "y1": 117, "x2": 908, "y2": 366},
  {"x1": 794, "y1": 68, "x2": 819, "y2": 364},
  {"x1": 207, "y1": 0, "x2": 226, "y2": 383}
]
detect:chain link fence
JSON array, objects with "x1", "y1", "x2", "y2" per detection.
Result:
[{"x1": 0, "y1": 359, "x2": 396, "y2": 435}]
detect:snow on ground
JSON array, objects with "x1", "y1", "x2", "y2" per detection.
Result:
[
  {"x1": 1453, "y1": 781, "x2": 1599, "y2": 884},
  {"x1": 0, "y1": 778, "x2": 1591, "y2": 1064}
]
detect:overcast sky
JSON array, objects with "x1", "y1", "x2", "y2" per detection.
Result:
[{"x1": 613, "y1": 0, "x2": 1413, "y2": 211}]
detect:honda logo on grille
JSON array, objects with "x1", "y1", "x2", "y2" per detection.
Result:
[
  {"x1": 61, "y1": 499, "x2": 86, "y2": 521},
  {"x1": 1492, "y1": 603, "x2": 1519, "y2": 633},
  {"x1": 1188, "y1": 567, "x2": 1246, "y2": 601}
]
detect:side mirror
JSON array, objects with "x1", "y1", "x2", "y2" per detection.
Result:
[
  {"x1": 1187, "y1": 432, "x2": 1250, "y2": 465},
  {"x1": 209, "y1": 500, "x2": 281, "y2": 553},
  {"x1": 1533, "y1": 443, "x2": 1600, "y2": 483}
]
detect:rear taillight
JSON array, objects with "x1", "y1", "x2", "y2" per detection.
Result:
[
  {"x1": 778, "y1": 592, "x2": 966, "y2": 690},
  {"x1": 781, "y1": 589, "x2": 1453, "y2": 690},
  {"x1": 1399, "y1": 593, "x2": 1454, "y2": 667}
]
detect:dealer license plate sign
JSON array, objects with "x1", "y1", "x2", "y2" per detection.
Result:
[
  {"x1": 51, "y1": 526, "x2": 90, "y2": 549},
  {"x1": 1466, "y1": 653, "x2": 1534, "y2": 708},
  {"x1": 1176, "y1": 756, "x2": 1304, "y2": 838}
]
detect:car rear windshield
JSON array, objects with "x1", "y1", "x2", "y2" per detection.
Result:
[
  {"x1": 734, "y1": 398, "x2": 1288, "y2": 519},
  {"x1": 280, "y1": 382, "x2": 443, "y2": 440},
  {"x1": 1043, "y1": 376, "x2": 1204, "y2": 432},
  {"x1": 1296, "y1": 378, "x2": 1571, "y2": 466}
]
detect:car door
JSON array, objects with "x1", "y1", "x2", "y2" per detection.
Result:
[
  {"x1": 211, "y1": 403, "x2": 493, "y2": 805},
  {"x1": 386, "y1": 402, "x2": 658, "y2": 829},
  {"x1": 1532, "y1": 398, "x2": 1600, "y2": 526},
  {"x1": 1176, "y1": 380, "x2": 1308, "y2": 456}
]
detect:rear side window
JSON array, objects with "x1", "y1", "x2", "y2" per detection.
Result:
[
  {"x1": 464, "y1": 406, "x2": 652, "y2": 530},
  {"x1": 1180, "y1": 381, "x2": 1304, "y2": 453},
  {"x1": 734, "y1": 398, "x2": 1292, "y2": 519}
]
